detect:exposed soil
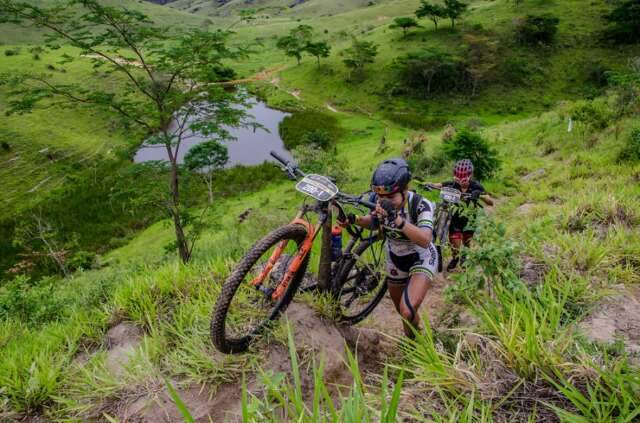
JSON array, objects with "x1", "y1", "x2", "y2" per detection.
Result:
[
  {"x1": 516, "y1": 202, "x2": 535, "y2": 216},
  {"x1": 104, "y1": 322, "x2": 144, "y2": 377},
  {"x1": 579, "y1": 286, "x2": 640, "y2": 354},
  {"x1": 521, "y1": 168, "x2": 546, "y2": 182}
]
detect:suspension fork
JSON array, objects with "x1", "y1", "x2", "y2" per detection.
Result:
[
  {"x1": 249, "y1": 209, "x2": 312, "y2": 288},
  {"x1": 272, "y1": 214, "x2": 324, "y2": 300}
]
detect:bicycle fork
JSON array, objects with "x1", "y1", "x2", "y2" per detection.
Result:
[{"x1": 250, "y1": 212, "x2": 322, "y2": 301}]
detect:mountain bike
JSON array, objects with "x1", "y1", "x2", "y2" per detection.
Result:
[
  {"x1": 420, "y1": 184, "x2": 476, "y2": 272},
  {"x1": 211, "y1": 152, "x2": 387, "y2": 354}
]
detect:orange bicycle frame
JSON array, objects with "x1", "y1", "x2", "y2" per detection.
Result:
[{"x1": 248, "y1": 209, "x2": 323, "y2": 301}]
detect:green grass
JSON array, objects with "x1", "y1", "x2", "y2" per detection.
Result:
[
  {"x1": 0, "y1": 88, "x2": 637, "y2": 419},
  {"x1": 1, "y1": 0, "x2": 640, "y2": 420},
  {"x1": 0, "y1": 0, "x2": 205, "y2": 44}
]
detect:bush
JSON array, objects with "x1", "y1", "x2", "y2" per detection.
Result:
[
  {"x1": 515, "y1": 14, "x2": 560, "y2": 45},
  {"x1": 0, "y1": 276, "x2": 64, "y2": 325},
  {"x1": 603, "y1": 0, "x2": 640, "y2": 44},
  {"x1": 383, "y1": 111, "x2": 446, "y2": 130},
  {"x1": 570, "y1": 100, "x2": 611, "y2": 138},
  {"x1": 407, "y1": 147, "x2": 450, "y2": 179},
  {"x1": 1, "y1": 141, "x2": 10, "y2": 151},
  {"x1": 442, "y1": 129, "x2": 501, "y2": 180},
  {"x1": 301, "y1": 129, "x2": 332, "y2": 149},
  {"x1": 67, "y1": 250, "x2": 96, "y2": 271},
  {"x1": 292, "y1": 145, "x2": 351, "y2": 184},
  {"x1": 278, "y1": 111, "x2": 343, "y2": 150},
  {"x1": 4, "y1": 48, "x2": 20, "y2": 56},
  {"x1": 618, "y1": 128, "x2": 640, "y2": 163}
]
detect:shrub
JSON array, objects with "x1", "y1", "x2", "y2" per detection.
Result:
[
  {"x1": 603, "y1": 0, "x2": 640, "y2": 44},
  {"x1": 279, "y1": 111, "x2": 343, "y2": 150},
  {"x1": 617, "y1": 128, "x2": 640, "y2": 163},
  {"x1": 383, "y1": 111, "x2": 446, "y2": 130},
  {"x1": 515, "y1": 14, "x2": 560, "y2": 45},
  {"x1": 4, "y1": 48, "x2": 20, "y2": 56},
  {"x1": 570, "y1": 100, "x2": 611, "y2": 139},
  {"x1": 301, "y1": 129, "x2": 332, "y2": 149},
  {"x1": 442, "y1": 129, "x2": 500, "y2": 180},
  {"x1": 67, "y1": 250, "x2": 96, "y2": 271},
  {"x1": 408, "y1": 147, "x2": 450, "y2": 179},
  {"x1": 292, "y1": 145, "x2": 351, "y2": 184},
  {"x1": 1, "y1": 141, "x2": 10, "y2": 151}
]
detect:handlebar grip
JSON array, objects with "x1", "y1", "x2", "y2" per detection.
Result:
[{"x1": 269, "y1": 151, "x2": 289, "y2": 166}]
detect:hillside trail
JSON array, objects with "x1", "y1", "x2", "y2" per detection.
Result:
[{"x1": 115, "y1": 273, "x2": 453, "y2": 422}]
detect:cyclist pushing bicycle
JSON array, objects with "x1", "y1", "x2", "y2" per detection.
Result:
[
  {"x1": 338, "y1": 158, "x2": 438, "y2": 338},
  {"x1": 426, "y1": 159, "x2": 494, "y2": 271}
]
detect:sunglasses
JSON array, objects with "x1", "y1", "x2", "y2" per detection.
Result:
[{"x1": 372, "y1": 185, "x2": 397, "y2": 196}]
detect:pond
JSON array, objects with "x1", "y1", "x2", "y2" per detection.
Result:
[{"x1": 134, "y1": 97, "x2": 293, "y2": 167}]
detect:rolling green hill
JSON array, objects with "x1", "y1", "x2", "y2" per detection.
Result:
[
  {"x1": 1, "y1": 0, "x2": 639, "y2": 420},
  {"x1": 1, "y1": 0, "x2": 205, "y2": 44}
]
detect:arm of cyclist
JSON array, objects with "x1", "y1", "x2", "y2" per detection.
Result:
[
  {"x1": 479, "y1": 193, "x2": 494, "y2": 206},
  {"x1": 336, "y1": 212, "x2": 376, "y2": 229},
  {"x1": 397, "y1": 217, "x2": 433, "y2": 248},
  {"x1": 375, "y1": 204, "x2": 433, "y2": 248}
]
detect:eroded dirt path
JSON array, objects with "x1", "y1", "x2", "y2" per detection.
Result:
[{"x1": 98, "y1": 274, "x2": 453, "y2": 422}]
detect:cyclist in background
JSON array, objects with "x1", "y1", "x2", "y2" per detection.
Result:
[{"x1": 428, "y1": 159, "x2": 494, "y2": 271}]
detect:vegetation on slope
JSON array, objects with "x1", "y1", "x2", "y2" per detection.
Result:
[{"x1": 0, "y1": 0, "x2": 639, "y2": 420}]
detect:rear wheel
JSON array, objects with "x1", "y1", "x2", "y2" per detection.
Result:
[
  {"x1": 211, "y1": 224, "x2": 310, "y2": 354},
  {"x1": 332, "y1": 238, "x2": 387, "y2": 325}
]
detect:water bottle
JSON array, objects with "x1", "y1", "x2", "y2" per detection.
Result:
[{"x1": 330, "y1": 225, "x2": 343, "y2": 261}]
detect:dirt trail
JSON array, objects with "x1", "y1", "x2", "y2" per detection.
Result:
[{"x1": 107, "y1": 275, "x2": 453, "y2": 422}]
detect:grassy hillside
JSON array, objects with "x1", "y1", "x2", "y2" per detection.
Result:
[
  {"x1": 0, "y1": 0, "x2": 205, "y2": 44},
  {"x1": 1, "y1": 88, "x2": 639, "y2": 419},
  {"x1": 1, "y1": 0, "x2": 639, "y2": 420},
  {"x1": 215, "y1": 0, "x2": 640, "y2": 121},
  {"x1": 168, "y1": 0, "x2": 389, "y2": 18}
]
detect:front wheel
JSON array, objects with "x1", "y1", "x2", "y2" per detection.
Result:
[
  {"x1": 211, "y1": 224, "x2": 310, "y2": 354},
  {"x1": 332, "y1": 238, "x2": 387, "y2": 325}
]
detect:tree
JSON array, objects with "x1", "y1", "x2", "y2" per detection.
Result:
[
  {"x1": 342, "y1": 37, "x2": 379, "y2": 81},
  {"x1": 395, "y1": 50, "x2": 455, "y2": 98},
  {"x1": 603, "y1": 0, "x2": 640, "y2": 44},
  {"x1": 415, "y1": 1, "x2": 446, "y2": 31},
  {"x1": 0, "y1": 0, "x2": 256, "y2": 264},
  {"x1": 276, "y1": 24, "x2": 313, "y2": 65},
  {"x1": 515, "y1": 14, "x2": 560, "y2": 45},
  {"x1": 442, "y1": 130, "x2": 500, "y2": 180},
  {"x1": 443, "y1": 0, "x2": 468, "y2": 28},
  {"x1": 464, "y1": 34, "x2": 499, "y2": 96},
  {"x1": 305, "y1": 41, "x2": 331, "y2": 66},
  {"x1": 184, "y1": 141, "x2": 229, "y2": 204},
  {"x1": 393, "y1": 49, "x2": 463, "y2": 98},
  {"x1": 390, "y1": 17, "x2": 420, "y2": 38}
]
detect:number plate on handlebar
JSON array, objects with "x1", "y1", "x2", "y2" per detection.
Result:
[
  {"x1": 295, "y1": 174, "x2": 339, "y2": 202},
  {"x1": 440, "y1": 187, "x2": 462, "y2": 203}
]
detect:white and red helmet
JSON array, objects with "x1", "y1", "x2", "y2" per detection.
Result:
[{"x1": 453, "y1": 159, "x2": 473, "y2": 183}]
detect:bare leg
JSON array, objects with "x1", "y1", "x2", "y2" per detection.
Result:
[{"x1": 398, "y1": 274, "x2": 431, "y2": 336}]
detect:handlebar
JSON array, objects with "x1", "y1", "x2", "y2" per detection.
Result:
[
  {"x1": 420, "y1": 183, "x2": 479, "y2": 201},
  {"x1": 270, "y1": 151, "x2": 305, "y2": 179}
]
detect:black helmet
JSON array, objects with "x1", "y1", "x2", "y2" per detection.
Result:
[{"x1": 371, "y1": 158, "x2": 411, "y2": 195}]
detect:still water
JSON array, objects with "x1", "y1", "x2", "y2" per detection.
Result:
[{"x1": 134, "y1": 98, "x2": 293, "y2": 166}]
